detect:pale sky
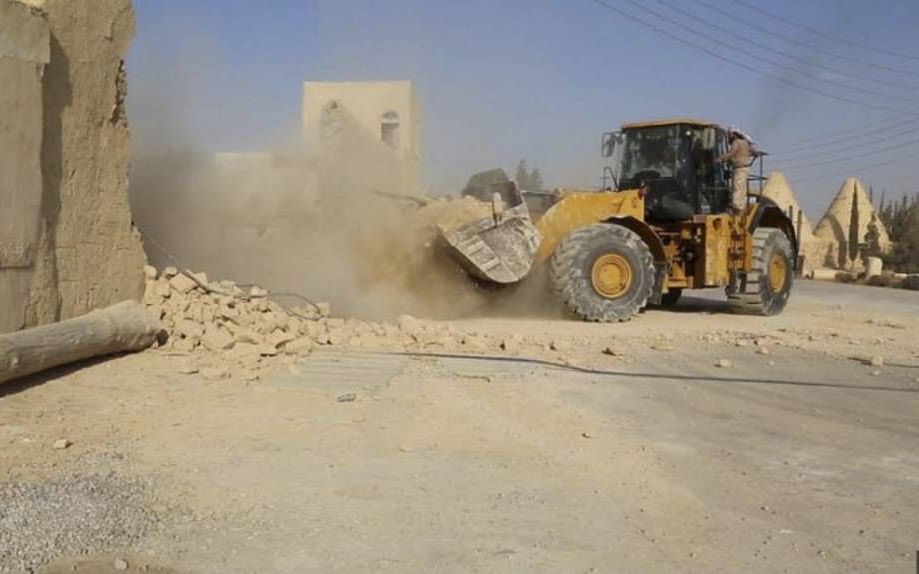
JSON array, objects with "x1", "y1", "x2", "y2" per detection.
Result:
[{"x1": 129, "y1": 0, "x2": 919, "y2": 218}]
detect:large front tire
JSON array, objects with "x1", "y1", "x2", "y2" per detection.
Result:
[
  {"x1": 727, "y1": 227, "x2": 793, "y2": 316},
  {"x1": 550, "y1": 224, "x2": 655, "y2": 322}
]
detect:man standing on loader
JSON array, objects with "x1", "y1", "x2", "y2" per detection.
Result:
[
  {"x1": 718, "y1": 127, "x2": 757, "y2": 212},
  {"x1": 444, "y1": 119, "x2": 795, "y2": 321}
]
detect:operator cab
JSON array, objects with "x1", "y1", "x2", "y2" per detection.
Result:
[{"x1": 602, "y1": 118, "x2": 749, "y2": 224}]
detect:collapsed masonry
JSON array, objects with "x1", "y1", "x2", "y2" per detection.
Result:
[{"x1": 0, "y1": 0, "x2": 146, "y2": 333}]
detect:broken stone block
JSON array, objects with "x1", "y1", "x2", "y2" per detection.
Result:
[
  {"x1": 286, "y1": 317, "x2": 303, "y2": 335},
  {"x1": 174, "y1": 319, "x2": 205, "y2": 341},
  {"x1": 164, "y1": 293, "x2": 191, "y2": 315},
  {"x1": 154, "y1": 280, "x2": 171, "y2": 299},
  {"x1": 218, "y1": 304, "x2": 240, "y2": 320},
  {"x1": 267, "y1": 329, "x2": 296, "y2": 349},
  {"x1": 169, "y1": 273, "x2": 198, "y2": 294},
  {"x1": 200, "y1": 366, "x2": 229, "y2": 381},
  {"x1": 172, "y1": 337, "x2": 197, "y2": 353},
  {"x1": 257, "y1": 343, "x2": 279, "y2": 357},
  {"x1": 143, "y1": 265, "x2": 158, "y2": 279},
  {"x1": 201, "y1": 326, "x2": 235, "y2": 352},
  {"x1": 327, "y1": 328, "x2": 349, "y2": 346},
  {"x1": 177, "y1": 361, "x2": 198, "y2": 375},
  {"x1": 224, "y1": 343, "x2": 262, "y2": 368},
  {"x1": 284, "y1": 337, "x2": 314, "y2": 356},
  {"x1": 147, "y1": 304, "x2": 165, "y2": 321},
  {"x1": 398, "y1": 314, "x2": 421, "y2": 334},
  {"x1": 235, "y1": 329, "x2": 263, "y2": 345},
  {"x1": 162, "y1": 266, "x2": 178, "y2": 278},
  {"x1": 53, "y1": 439, "x2": 72, "y2": 450},
  {"x1": 142, "y1": 280, "x2": 161, "y2": 305},
  {"x1": 182, "y1": 304, "x2": 204, "y2": 324}
]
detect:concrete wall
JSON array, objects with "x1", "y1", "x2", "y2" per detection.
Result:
[
  {"x1": 0, "y1": 0, "x2": 146, "y2": 333},
  {"x1": 303, "y1": 81, "x2": 421, "y2": 194}
]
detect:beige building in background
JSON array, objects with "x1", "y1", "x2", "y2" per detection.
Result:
[{"x1": 303, "y1": 81, "x2": 421, "y2": 195}]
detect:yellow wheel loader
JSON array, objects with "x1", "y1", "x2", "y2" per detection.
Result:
[{"x1": 441, "y1": 118, "x2": 797, "y2": 321}]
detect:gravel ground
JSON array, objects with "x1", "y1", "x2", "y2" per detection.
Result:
[{"x1": 0, "y1": 474, "x2": 161, "y2": 574}]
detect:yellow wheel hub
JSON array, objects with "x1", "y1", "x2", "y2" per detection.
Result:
[
  {"x1": 591, "y1": 253, "x2": 632, "y2": 298},
  {"x1": 768, "y1": 253, "x2": 788, "y2": 293}
]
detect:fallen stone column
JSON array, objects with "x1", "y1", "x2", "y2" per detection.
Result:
[{"x1": 0, "y1": 301, "x2": 162, "y2": 385}]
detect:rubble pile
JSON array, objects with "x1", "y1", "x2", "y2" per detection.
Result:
[
  {"x1": 416, "y1": 195, "x2": 494, "y2": 232},
  {"x1": 142, "y1": 266, "x2": 333, "y2": 377},
  {"x1": 140, "y1": 264, "x2": 637, "y2": 378}
]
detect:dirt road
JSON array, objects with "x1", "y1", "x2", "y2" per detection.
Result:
[{"x1": 1, "y1": 280, "x2": 917, "y2": 573}]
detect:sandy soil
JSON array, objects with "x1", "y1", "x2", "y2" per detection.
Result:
[{"x1": 1, "y1": 280, "x2": 918, "y2": 573}]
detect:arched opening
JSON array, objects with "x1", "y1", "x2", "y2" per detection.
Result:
[
  {"x1": 319, "y1": 100, "x2": 341, "y2": 143},
  {"x1": 381, "y1": 110, "x2": 400, "y2": 149}
]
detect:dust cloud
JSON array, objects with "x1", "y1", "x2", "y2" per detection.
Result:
[
  {"x1": 125, "y1": 25, "x2": 567, "y2": 321},
  {"x1": 127, "y1": 66, "x2": 514, "y2": 321},
  {"x1": 129, "y1": 130, "x2": 503, "y2": 320}
]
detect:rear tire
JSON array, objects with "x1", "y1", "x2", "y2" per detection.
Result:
[
  {"x1": 727, "y1": 227, "x2": 793, "y2": 316},
  {"x1": 550, "y1": 224, "x2": 655, "y2": 322}
]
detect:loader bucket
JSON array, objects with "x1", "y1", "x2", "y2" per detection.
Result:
[{"x1": 440, "y1": 179, "x2": 541, "y2": 284}]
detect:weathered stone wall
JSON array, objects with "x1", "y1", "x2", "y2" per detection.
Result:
[
  {"x1": 0, "y1": 0, "x2": 146, "y2": 333},
  {"x1": 0, "y1": 0, "x2": 48, "y2": 332}
]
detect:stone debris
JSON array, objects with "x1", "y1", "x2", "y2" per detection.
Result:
[
  {"x1": 52, "y1": 439, "x2": 71, "y2": 450},
  {"x1": 549, "y1": 339, "x2": 570, "y2": 352},
  {"x1": 114, "y1": 558, "x2": 129, "y2": 571},
  {"x1": 142, "y1": 267, "x2": 335, "y2": 374},
  {"x1": 168, "y1": 273, "x2": 198, "y2": 294},
  {"x1": 177, "y1": 362, "x2": 198, "y2": 375},
  {"x1": 500, "y1": 335, "x2": 523, "y2": 353},
  {"x1": 337, "y1": 393, "x2": 358, "y2": 403},
  {"x1": 200, "y1": 367, "x2": 230, "y2": 381},
  {"x1": 716, "y1": 359, "x2": 733, "y2": 368},
  {"x1": 869, "y1": 356, "x2": 884, "y2": 367}
]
